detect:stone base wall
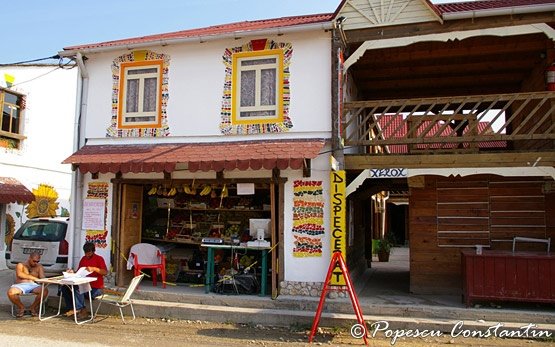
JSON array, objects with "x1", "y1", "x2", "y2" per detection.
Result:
[{"x1": 279, "y1": 281, "x2": 348, "y2": 298}]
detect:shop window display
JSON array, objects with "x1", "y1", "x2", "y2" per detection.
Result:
[{"x1": 140, "y1": 182, "x2": 272, "y2": 289}]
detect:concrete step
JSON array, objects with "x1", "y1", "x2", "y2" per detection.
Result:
[
  {"x1": 131, "y1": 289, "x2": 555, "y2": 326},
  {"x1": 123, "y1": 289, "x2": 555, "y2": 335},
  {"x1": 124, "y1": 298, "x2": 555, "y2": 337}
]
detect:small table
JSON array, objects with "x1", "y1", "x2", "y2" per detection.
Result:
[
  {"x1": 36, "y1": 276, "x2": 97, "y2": 324},
  {"x1": 201, "y1": 244, "x2": 270, "y2": 296}
]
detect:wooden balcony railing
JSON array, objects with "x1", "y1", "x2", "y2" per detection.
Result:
[{"x1": 342, "y1": 92, "x2": 555, "y2": 154}]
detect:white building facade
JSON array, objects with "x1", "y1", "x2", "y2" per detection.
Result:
[
  {"x1": 0, "y1": 64, "x2": 77, "y2": 267},
  {"x1": 61, "y1": 15, "x2": 339, "y2": 296}
]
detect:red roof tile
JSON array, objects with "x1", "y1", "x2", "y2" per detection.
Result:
[
  {"x1": 63, "y1": 139, "x2": 325, "y2": 174},
  {"x1": 376, "y1": 115, "x2": 507, "y2": 153},
  {"x1": 0, "y1": 177, "x2": 35, "y2": 204},
  {"x1": 436, "y1": 0, "x2": 555, "y2": 15},
  {"x1": 63, "y1": 13, "x2": 334, "y2": 52}
]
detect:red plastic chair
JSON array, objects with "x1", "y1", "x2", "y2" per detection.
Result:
[{"x1": 129, "y1": 243, "x2": 166, "y2": 288}]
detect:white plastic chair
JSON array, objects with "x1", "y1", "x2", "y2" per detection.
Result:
[
  {"x1": 93, "y1": 274, "x2": 144, "y2": 323},
  {"x1": 128, "y1": 243, "x2": 166, "y2": 288}
]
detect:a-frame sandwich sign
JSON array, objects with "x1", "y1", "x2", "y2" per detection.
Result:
[{"x1": 308, "y1": 250, "x2": 368, "y2": 345}]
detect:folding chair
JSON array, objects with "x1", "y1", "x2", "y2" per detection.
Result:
[
  {"x1": 94, "y1": 274, "x2": 144, "y2": 323},
  {"x1": 10, "y1": 292, "x2": 45, "y2": 317},
  {"x1": 9, "y1": 272, "x2": 46, "y2": 317}
]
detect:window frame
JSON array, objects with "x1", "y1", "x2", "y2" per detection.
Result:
[
  {"x1": 117, "y1": 60, "x2": 164, "y2": 129},
  {"x1": 0, "y1": 87, "x2": 26, "y2": 147},
  {"x1": 231, "y1": 49, "x2": 284, "y2": 125}
]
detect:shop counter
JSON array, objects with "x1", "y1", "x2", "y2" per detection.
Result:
[
  {"x1": 461, "y1": 250, "x2": 555, "y2": 307},
  {"x1": 201, "y1": 244, "x2": 270, "y2": 296}
]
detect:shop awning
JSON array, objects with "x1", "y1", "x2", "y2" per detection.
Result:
[
  {"x1": 0, "y1": 177, "x2": 35, "y2": 204},
  {"x1": 62, "y1": 139, "x2": 326, "y2": 174}
]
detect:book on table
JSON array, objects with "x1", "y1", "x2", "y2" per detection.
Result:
[
  {"x1": 61, "y1": 267, "x2": 95, "y2": 293},
  {"x1": 63, "y1": 267, "x2": 92, "y2": 279}
]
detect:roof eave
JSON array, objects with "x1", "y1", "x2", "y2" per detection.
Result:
[
  {"x1": 442, "y1": 3, "x2": 555, "y2": 21},
  {"x1": 59, "y1": 21, "x2": 334, "y2": 57},
  {"x1": 421, "y1": 0, "x2": 444, "y2": 24}
]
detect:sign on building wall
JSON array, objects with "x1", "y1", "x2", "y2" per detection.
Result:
[
  {"x1": 292, "y1": 180, "x2": 324, "y2": 257},
  {"x1": 369, "y1": 168, "x2": 407, "y2": 178},
  {"x1": 82, "y1": 198, "x2": 105, "y2": 231},
  {"x1": 330, "y1": 170, "x2": 346, "y2": 285},
  {"x1": 84, "y1": 182, "x2": 109, "y2": 249}
]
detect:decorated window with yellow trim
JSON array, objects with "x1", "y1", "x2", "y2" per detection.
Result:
[
  {"x1": 0, "y1": 86, "x2": 26, "y2": 149},
  {"x1": 232, "y1": 50, "x2": 283, "y2": 124},
  {"x1": 107, "y1": 50, "x2": 170, "y2": 137},
  {"x1": 118, "y1": 60, "x2": 163, "y2": 129},
  {"x1": 220, "y1": 39, "x2": 293, "y2": 135}
]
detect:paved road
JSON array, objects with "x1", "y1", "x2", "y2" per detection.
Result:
[{"x1": 0, "y1": 333, "x2": 106, "y2": 347}]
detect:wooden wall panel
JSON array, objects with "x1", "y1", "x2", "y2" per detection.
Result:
[
  {"x1": 489, "y1": 180, "x2": 546, "y2": 243},
  {"x1": 437, "y1": 224, "x2": 489, "y2": 232},
  {"x1": 437, "y1": 181, "x2": 489, "y2": 247},
  {"x1": 546, "y1": 193, "x2": 555, "y2": 241},
  {"x1": 411, "y1": 250, "x2": 460, "y2": 263},
  {"x1": 409, "y1": 176, "x2": 552, "y2": 295},
  {"x1": 410, "y1": 177, "x2": 460, "y2": 293}
]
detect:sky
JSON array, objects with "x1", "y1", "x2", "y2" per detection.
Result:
[
  {"x1": 3, "y1": 0, "x2": 454, "y2": 65},
  {"x1": 2, "y1": 0, "x2": 342, "y2": 64}
]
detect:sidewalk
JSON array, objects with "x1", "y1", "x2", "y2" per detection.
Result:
[{"x1": 1, "y1": 248, "x2": 553, "y2": 335}]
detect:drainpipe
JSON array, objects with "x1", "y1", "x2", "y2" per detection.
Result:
[
  {"x1": 68, "y1": 52, "x2": 88, "y2": 268},
  {"x1": 0, "y1": 204, "x2": 6, "y2": 253}
]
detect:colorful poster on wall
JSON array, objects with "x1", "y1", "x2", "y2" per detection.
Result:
[
  {"x1": 330, "y1": 170, "x2": 346, "y2": 286},
  {"x1": 292, "y1": 180, "x2": 324, "y2": 257},
  {"x1": 85, "y1": 182, "x2": 109, "y2": 248}
]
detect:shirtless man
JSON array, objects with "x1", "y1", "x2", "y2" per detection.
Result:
[{"x1": 7, "y1": 251, "x2": 49, "y2": 317}]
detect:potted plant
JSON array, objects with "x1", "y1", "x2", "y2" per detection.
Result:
[{"x1": 377, "y1": 233, "x2": 396, "y2": 262}]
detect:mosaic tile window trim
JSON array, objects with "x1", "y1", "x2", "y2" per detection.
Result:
[
  {"x1": 292, "y1": 180, "x2": 324, "y2": 257},
  {"x1": 107, "y1": 50, "x2": 170, "y2": 137},
  {"x1": 220, "y1": 39, "x2": 293, "y2": 135},
  {"x1": 85, "y1": 182, "x2": 109, "y2": 249}
]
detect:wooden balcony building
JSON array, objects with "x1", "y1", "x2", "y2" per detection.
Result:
[{"x1": 334, "y1": 0, "x2": 555, "y2": 296}]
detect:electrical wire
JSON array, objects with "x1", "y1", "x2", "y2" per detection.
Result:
[
  {"x1": 4, "y1": 58, "x2": 76, "y2": 88},
  {"x1": 0, "y1": 55, "x2": 61, "y2": 66}
]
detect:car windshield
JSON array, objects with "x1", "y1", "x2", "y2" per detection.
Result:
[{"x1": 14, "y1": 221, "x2": 67, "y2": 242}]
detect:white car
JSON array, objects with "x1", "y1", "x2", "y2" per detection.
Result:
[{"x1": 6, "y1": 217, "x2": 70, "y2": 275}]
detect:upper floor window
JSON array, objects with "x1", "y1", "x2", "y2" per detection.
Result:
[
  {"x1": 232, "y1": 49, "x2": 283, "y2": 124},
  {"x1": 0, "y1": 87, "x2": 25, "y2": 149},
  {"x1": 118, "y1": 60, "x2": 163, "y2": 129}
]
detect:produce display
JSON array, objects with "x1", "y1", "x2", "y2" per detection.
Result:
[{"x1": 224, "y1": 224, "x2": 241, "y2": 237}]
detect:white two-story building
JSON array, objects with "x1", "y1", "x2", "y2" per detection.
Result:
[
  {"x1": 0, "y1": 64, "x2": 77, "y2": 266},
  {"x1": 60, "y1": 13, "x2": 342, "y2": 296}
]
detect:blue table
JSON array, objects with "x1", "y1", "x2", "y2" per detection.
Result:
[{"x1": 201, "y1": 244, "x2": 270, "y2": 296}]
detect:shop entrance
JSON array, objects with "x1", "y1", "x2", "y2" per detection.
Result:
[
  {"x1": 116, "y1": 184, "x2": 143, "y2": 286},
  {"x1": 113, "y1": 179, "x2": 282, "y2": 296}
]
